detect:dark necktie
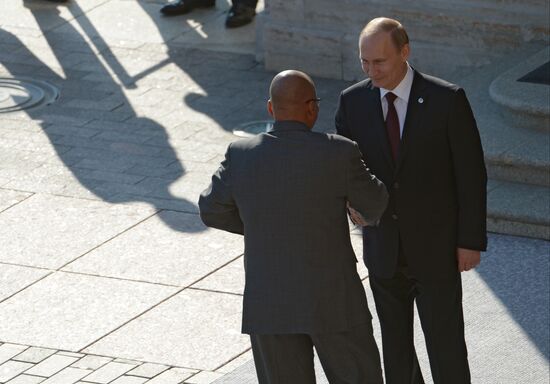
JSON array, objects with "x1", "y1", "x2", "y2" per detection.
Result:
[{"x1": 385, "y1": 92, "x2": 400, "y2": 162}]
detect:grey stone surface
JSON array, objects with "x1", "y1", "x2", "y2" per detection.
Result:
[
  {"x1": 25, "y1": 356, "x2": 79, "y2": 378},
  {"x1": 489, "y1": 47, "x2": 550, "y2": 131},
  {"x1": 0, "y1": 265, "x2": 50, "y2": 303},
  {"x1": 85, "y1": 289, "x2": 248, "y2": 371},
  {"x1": 126, "y1": 363, "x2": 168, "y2": 379},
  {"x1": 63, "y1": 211, "x2": 243, "y2": 286},
  {"x1": 107, "y1": 376, "x2": 146, "y2": 384},
  {"x1": 0, "y1": 193, "x2": 155, "y2": 269},
  {"x1": 184, "y1": 371, "x2": 223, "y2": 384},
  {"x1": 0, "y1": 361, "x2": 34, "y2": 383},
  {"x1": 70, "y1": 357, "x2": 111, "y2": 371},
  {"x1": 38, "y1": 367, "x2": 92, "y2": 384},
  {"x1": 0, "y1": 345, "x2": 28, "y2": 365},
  {"x1": 82, "y1": 363, "x2": 136, "y2": 384},
  {"x1": 192, "y1": 257, "x2": 245, "y2": 295},
  {"x1": 0, "y1": 272, "x2": 177, "y2": 351},
  {"x1": 145, "y1": 368, "x2": 196, "y2": 384},
  {"x1": 263, "y1": 0, "x2": 549, "y2": 81},
  {"x1": 12, "y1": 347, "x2": 57, "y2": 364},
  {"x1": 0, "y1": 189, "x2": 32, "y2": 213},
  {"x1": 5, "y1": 375, "x2": 45, "y2": 384}
]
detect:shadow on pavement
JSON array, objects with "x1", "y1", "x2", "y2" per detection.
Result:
[
  {"x1": 476, "y1": 234, "x2": 549, "y2": 359},
  {"x1": 1, "y1": 1, "x2": 202, "y2": 232}
]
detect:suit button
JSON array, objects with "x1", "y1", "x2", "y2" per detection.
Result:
[
  {"x1": 392, "y1": 214, "x2": 398, "y2": 220},
  {"x1": 393, "y1": 182, "x2": 399, "y2": 189}
]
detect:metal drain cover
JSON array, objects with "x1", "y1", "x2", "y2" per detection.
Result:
[
  {"x1": 0, "y1": 77, "x2": 59, "y2": 114},
  {"x1": 232, "y1": 120, "x2": 274, "y2": 138}
]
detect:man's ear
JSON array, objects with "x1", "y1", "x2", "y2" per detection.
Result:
[
  {"x1": 267, "y1": 99, "x2": 274, "y2": 118},
  {"x1": 401, "y1": 43, "x2": 410, "y2": 61}
]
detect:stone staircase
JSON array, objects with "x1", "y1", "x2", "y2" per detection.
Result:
[
  {"x1": 263, "y1": 0, "x2": 550, "y2": 81},
  {"x1": 460, "y1": 45, "x2": 549, "y2": 240}
]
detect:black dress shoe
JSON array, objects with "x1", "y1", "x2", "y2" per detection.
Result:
[
  {"x1": 160, "y1": 0, "x2": 215, "y2": 16},
  {"x1": 225, "y1": 3, "x2": 255, "y2": 28}
]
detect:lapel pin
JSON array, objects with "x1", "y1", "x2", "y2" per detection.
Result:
[{"x1": 418, "y1": 97, "x2": 424, "y2": 104}]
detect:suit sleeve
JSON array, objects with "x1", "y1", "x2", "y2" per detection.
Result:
[
  {"x1": 346, "y1": 142, "x2": 389, "y2": 223},
  {"x1": 198, "y1": 144, "x2": 244, "y2": 235},
  {"x1": 448, "y1": 88, "x2": 487, "y2": 251},
  {"x1": 335, "y1": 92, "x2": 350, "y2": 138}
]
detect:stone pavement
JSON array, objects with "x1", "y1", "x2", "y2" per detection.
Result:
[{"x1": 0, "y1": 1, "x2": 548, "y2": 383}]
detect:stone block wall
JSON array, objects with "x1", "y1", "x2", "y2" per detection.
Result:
[{"x1": 261, "y1": 0, "x2": 550, "y2": 80}]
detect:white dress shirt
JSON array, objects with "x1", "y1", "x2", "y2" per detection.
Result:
[{"x1": 379, "y1": 64, "x2": 414, "y2": 138}]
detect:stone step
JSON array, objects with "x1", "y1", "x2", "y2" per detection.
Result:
[
  {"x1": 264, "y1": 0, "x2": 549, "y2": 80},
  {"x1": 487, "y1": 180, "x2": 549, "y2": 240},
  {"x1": 459, "y1": 44, "x2": 550, "y2": 188},
  {"x1": 489, "y1": 47, "x2": 550, "y2": 133}
]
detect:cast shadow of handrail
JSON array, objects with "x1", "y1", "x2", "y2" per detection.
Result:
[{"x1": 1, "y1": 0, "x2": 203, "y2": 233}]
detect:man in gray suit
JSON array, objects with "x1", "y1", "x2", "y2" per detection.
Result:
[{"x1": 199, "y1": 70, "x2": 388, "y2": 383}]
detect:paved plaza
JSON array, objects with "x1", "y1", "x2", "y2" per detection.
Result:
[{"x1": 0, "y1": 1, "x2": 548, "y2": 383}]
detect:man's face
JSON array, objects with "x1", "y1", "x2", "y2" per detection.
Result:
[{"x1": 359, "y1": 32, "x2": 409, "y2": 90}]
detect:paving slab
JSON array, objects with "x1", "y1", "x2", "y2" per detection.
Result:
[
  {"x1": 0, "y1": 265, "x2": 50, "y2": 303},
  {"x1": 0, "y1": 361, "x2": 34, "y2": 383},
  {"x1": 63, "y1": 211, "x2": 243, "y2": 286},
  {"x1": 0, "y1": 189, "x2": 32, "y2": 213},
  {"x1": 0, "y1": 193, "x2": 155, "y2": 269},
  {"x1": 192, "y1": 257, "x2": 244, "y2": 295},
  {"x1": 0, "y1": 272, "x2": 177, "y2": 351},
  {"x1": 5, "y1": 375, "x2": 45, "y2": 384},
  {"x1": 144, "y1": 368, "x2": 196, "y2": 384},
  {"x1": 125, "y1": 363, "x2": 168, "y2": 379},
  {"x1": 0, "y1": 345, "x2": 28, "y2": 365},
  {"x1": 85, "y1": 289, "x2": 248, "y2": 370},
  {"x1": 12, "y1": 347, "x2": 57, "y2": 364},
  {"x1": 82, "y1": 362, "x2": 136, "y2": 384},
  {"x1": 38, "y1": 367, "x2": 92, "y2": 384}
]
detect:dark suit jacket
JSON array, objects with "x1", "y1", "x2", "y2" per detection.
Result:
[
  {"x1": 335, "y1": 70, "x2": 487, "y2": 280},
  {"x1": 199, "y1": 120, "x2": 388, "y2": 334}
]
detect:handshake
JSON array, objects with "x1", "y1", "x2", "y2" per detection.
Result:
[{"x1": 347, "y1": 202, "x2": 377, "y2": 227}]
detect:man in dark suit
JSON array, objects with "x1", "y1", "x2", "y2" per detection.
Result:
[
  {"x1": 199, "y1": 70, "x2": 389, "y2": 383},
  {"x1": 160, "y1": 0, "x2": 257, "y2": 28},
  {"x1": 335, "y1": 17, "x2": 487, "y2": 384}
]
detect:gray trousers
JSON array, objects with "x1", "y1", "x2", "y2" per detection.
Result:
[{"x1": 250, "y1": 322, "x2": 383, "y2": 384}]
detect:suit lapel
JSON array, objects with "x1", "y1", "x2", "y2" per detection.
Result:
[
  {"x1": 396, "y1": 71, "x2": 428, "y2": 173},
  {"x1": 363, "y1": 84, "x2": 394, "y2": 169}
]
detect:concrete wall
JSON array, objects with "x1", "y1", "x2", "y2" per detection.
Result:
[{"x1": 261, "y1": 0, "x2": 550, "y2": 80}]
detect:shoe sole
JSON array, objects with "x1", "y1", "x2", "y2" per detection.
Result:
[{"x1": 161, "y1": 1, "x2": 215, "y2": 16}]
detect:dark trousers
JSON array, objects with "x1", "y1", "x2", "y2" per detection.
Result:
[
  {"x1": 369, "y1": 267, "x2": 470, "y2": 384},
  {"x1": 250, "y1": 322, "x2": 383, "y2": 384},
  {"x1": 232, "y1": 0, "x2": 258, "y2": 7}
]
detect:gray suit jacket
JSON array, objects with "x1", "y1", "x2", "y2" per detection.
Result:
[{"x1": 199, "y1": 120, "x2": 388, "y2": 334}]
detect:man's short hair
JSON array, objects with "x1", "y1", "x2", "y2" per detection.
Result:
[{"x1": 360, "y1": 17, "x2": 410, "y2": 51}]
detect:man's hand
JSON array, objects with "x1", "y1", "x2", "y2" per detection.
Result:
[
  {"x1": 457, "y1": 248, "x2": 480, "y2": 272},
  {"x1": 347, "y1": 203, "x2": 368, "y2": 226}
]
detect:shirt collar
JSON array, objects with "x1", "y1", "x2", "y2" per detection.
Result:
[
  {"x1": 379, "y1": 63, "x2": 414, "y2": 103},
  {"x1": 270, "y1": 120, "x2": 310, "y2": 132}
]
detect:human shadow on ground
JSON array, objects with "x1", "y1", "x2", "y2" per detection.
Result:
[
  {"x1": 476, "y1": 234, "x2": 549, "y2": 359},
  {"x1": 1, "y1": 1, "x2": 202, "y2": 233}
]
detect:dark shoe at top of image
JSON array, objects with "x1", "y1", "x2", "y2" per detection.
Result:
[
  {"x1": 225, "y1": 3, "x2": 255, "y2": 28},
  {"x1": 160, "y1": 0, "x2": 215, "y2": 16}
]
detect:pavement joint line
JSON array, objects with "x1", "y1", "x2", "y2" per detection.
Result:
[
  {"x1": 0, "y1": 190, "x2": 35, "y2": 214},
  {"x1": 57, "y1": 209, "x2": 161, "y2": 272},
  {"x1": 0, "y1": 270, "x2": 55, "y2": 306},
  {"x1": 211, "y1": 348, "x2": 252, "y2": 372},
  {"x1": 186, "y1": 287, "x2": 242, "y2": 298},
  {"x1": 77, "y1": 252, "x2": 245, "y2": 353},
  {"x1": 58, "y1": 270, "x2": 181, "y2": 289},
  {"x1": 1, "y1": 342, "x2": 203, "y2": 379}
]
